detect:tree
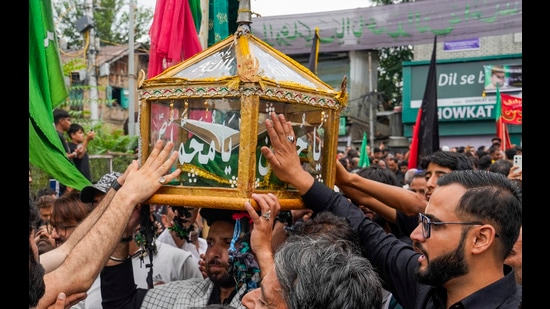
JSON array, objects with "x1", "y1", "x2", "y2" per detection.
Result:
[
  {"x1": 53, "y1": 0, "x2": 153, "y2": 50},
  {"x1": 378, "y1": 45, "x2": 414, "y2": 110}
]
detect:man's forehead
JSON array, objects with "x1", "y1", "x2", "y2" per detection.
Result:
[
  {"x1": 425, "y1": 184, "x2": 465, "y2": 213},
  {"x1": 426, "y1": 163, "x2": 453, "y2": 174},
  {"x1": 208, "y1": 220, "x2": 235, "y2": 235}
]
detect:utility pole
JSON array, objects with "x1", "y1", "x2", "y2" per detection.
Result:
[
  {"x1": 85, "y1": 0, "x2": 99, "y2": 124},
  {"x1": 368, "y1": 51, "x2": 376, "y2": 151},
  {"x1": 128, "y1": 0, "x2": 136, "y2": 135}
]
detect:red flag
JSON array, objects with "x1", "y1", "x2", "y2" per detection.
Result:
[
  {"x1": 495, "y1": 86, "x2": 512, "y2": 151},
  {"x1": 147, "y1": 0, "x2": 203, "y2": 78},
  {"x1": 500, "y1": 93, "x2": 522, "y2": 125},
  {"x1": 408, "y1": 36, "x2": 440, "y2": 169}
]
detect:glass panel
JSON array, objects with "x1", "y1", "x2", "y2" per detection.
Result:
[
  {"x1": 255, "y1": 100, "x2": 327, "y2": 190},
  {"x1": 150, "y1": 98, "x2": 241, "y2": 188}
]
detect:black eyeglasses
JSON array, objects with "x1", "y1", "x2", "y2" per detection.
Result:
[
  {"x1": 52, "y1": 224, "x2": 77, "y2": 235},
  {"x1": 418, "y1": 213, "x2": 483, "y2": 239}
]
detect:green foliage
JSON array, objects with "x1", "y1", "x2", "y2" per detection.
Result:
[
  {"x1": 53, "y1": 0, "x2": 153, "y2": 49},
  {"x1": 86, "y1": 123, "x2": 138, "y2": 155},
  {"x1": 62, "y1": 58, "x2": 86, "y2": 75},
  {"x1": 378, "y1": 46, "x2": 414, "y2": 109}
]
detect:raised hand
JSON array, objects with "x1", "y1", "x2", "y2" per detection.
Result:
[
  {"x1": 245, "y1": 193, "x2": 281, "y2": 256},
  {"x1": 118, "y1": 139, "x2": 181, "y2": 205},
  {"x1": 260, "y1": 113, "x2": 314, "y2": 194}
]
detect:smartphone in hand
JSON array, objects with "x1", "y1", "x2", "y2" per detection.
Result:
[{"x1": 513, "y1": 155, "x2": 522, "y2": 172}]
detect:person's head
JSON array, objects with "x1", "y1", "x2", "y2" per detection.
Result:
[
  {"x1": 467, "y1": 155, "x2": 479, "y2": 170},
  {"x1": 80, "y1": 171, "x2": 122, "y2": 204},
  {"x1": 403, "y1": 168, "x2": 418, "y2": 187},
  {"x1": 385, "y1": 157, "x2": 399, "y2": 173},
  {"x1": 395, "y1": 152, "x2": 404, "y2": 161},
  {"x1": 465, "y1": 145, "x2": 476, "y2": 156},
  {"x1": 51, "y1": 190, "x2": 94, "y2": 247},
  {"x1": 477, "y1": 154, "x2": 492, "y2": 171},
  {"x1": 398, "y1": 160, "x2": 408, "y2": 174},
  {"x1": 373, "y1": 147, "x2": 383, "y2": 159},
  {"x1": 200, "y1": 208, "x2": 259, "y2": 294},
  {"x1": 355, "y1": 166, "x2": 399, "y2": 225},
  {"x1": 158, "y1": 204, "x2": 176, "y2": 229},
  {"x1": 166, "y1": 206, "x2": 198, "y2": 241},
  {"x1": 491, "y1": 136, "x2": 502, "y2": 146},
  {"x1": 29, "y1": 192, "x2": 46, "y2": 307},
  {"x1": 37, "y1": 187, "x2": 57, "y2": 199},
  {"x1": 419, "y1": 150, "x2": 473, "y2": 201},
  {"x1": 285, "y1": 211, "x2": 361, "y2": 253},
  {"x1": 504, "y1": 225, "x2": 522, "y2": 285},
  {"x1": 338, "y1": 157, "x2": 351, "y2": 171},
  {"x1": 410, "y1": 170, "x2": 522, "y2": 288},
  {"x1": 489, "y1": 159, "x2": 513, "y2": 177},
  {"x1": 346, "y1": 148, "x2": 359, "y2": 159},
  {"x1": 409, "y1": 170, "x2": 428, "y2": 202},
  {"x1": 247, "y1": 235, "x2": 383, "y2": 309},
  {"x1": 68, "y1": 123, "x2": 86, "y2": 143},
  {"x1": 53, "y1": 108, "x2": 71, "y2": 132},
  {"x1": 36, "y1": 194, "x2": 55, "y2": 224},
  {"x1": 490, "y1": 65, "x2": 506, "y2": 88},
  {"x1": 350, "y1": 156, "x2": 360, "y2": 171},
  {"x1": 34, "y1": 195, "x2": 56, "y2": 255},
  {"x1": 504, "y1": 147, "x2": 517, "y2": 161},
  {"x1": 376, "y1": 159, "x2": 386, "y2": 168},
  {"x1": 488, "y1": 144, "x2": 503, "y2": 161}
]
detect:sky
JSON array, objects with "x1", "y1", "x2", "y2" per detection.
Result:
[{"x1": 137, "y1": 0, "x2": 373, "y2": 16}]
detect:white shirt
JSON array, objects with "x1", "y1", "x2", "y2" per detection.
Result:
[{"x1": 156, "y1": 228, "x2": 207, "y2": 263}]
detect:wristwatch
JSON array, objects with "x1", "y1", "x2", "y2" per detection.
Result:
[{"x1": 110, "y1": 179, "x2": 122, "y2": 191}]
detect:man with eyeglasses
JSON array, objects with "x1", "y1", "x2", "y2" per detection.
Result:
[
  {"x1": 260, "y1": 112, "x2": 522, "y2": 308},
  {"x1": 50, "y1": 191, "x2": 94, "y2": 248},
  {"x1": 334, "y1": 144, "x2": 474, "y2": 244}
]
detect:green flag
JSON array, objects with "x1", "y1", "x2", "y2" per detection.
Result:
[
  {"x1": 29, "y1": 0, "x2": 91, "y2": 190},
  {"x1": 358, "y1": 132, "x2": 370, "y2": 168}
]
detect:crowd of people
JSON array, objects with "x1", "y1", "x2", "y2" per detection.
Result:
[{"x1": 29, "y1": 112, "x2": 522, "y2": 308}]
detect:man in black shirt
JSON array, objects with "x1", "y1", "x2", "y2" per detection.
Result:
[{"x1": 260, "y1": 112, "x2": 522, "y2": 308}]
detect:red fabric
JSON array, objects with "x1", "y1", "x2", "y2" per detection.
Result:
[
  {"x1": 495, "y1": 87, "x2": 512, "y2": 151},
  {"x1": 500, "y1": 93, "x2": 522, "y2": 125},
  {"x1": 496, "y1": 117, "x2": 512, "y2": 151},
  {"x1": 148, "y1": 0, "x2": 203, "y2": 79},
  {"x1": 408, "y1": 110, "x2": 422, "y2": 169}
]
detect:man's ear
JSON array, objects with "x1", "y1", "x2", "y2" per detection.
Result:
[
  {"x1": 471, "y1": 225, "x2": 498, "y2": 255},
  {"x1": 161, "y1": 214, "x2": 172, "y2": 228}
]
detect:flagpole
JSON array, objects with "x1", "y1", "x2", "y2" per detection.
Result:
[{"x1": 128, "y1": 0, "x2": 136, "y2": 135}]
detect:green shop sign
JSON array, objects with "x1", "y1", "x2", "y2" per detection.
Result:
[{"x1": 402, "y1": 54, "x2": 522, "y2": 123}]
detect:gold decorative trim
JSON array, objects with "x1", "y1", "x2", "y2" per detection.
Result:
[{"x1": 139, "y1": 85, "x2": 343, "y2": 109}]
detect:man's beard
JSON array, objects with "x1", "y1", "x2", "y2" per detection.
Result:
[
  {"x1": 206, "y1": 258, "x2": 235, "y2": 288},
  {"x1": 415, "y1": 231, "x2": 469, "y2": 286},
  {"x1": 29, "y1": 248, "x2": 46, "y2": 307}
]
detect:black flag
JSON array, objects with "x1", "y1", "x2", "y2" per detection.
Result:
[
  {"x1": 408, "y1": 36, "x2": 439, "y2": 169},
  {"x1": 307, "y1": 27, "x2": 320, "y2": 74}
]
